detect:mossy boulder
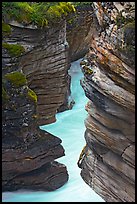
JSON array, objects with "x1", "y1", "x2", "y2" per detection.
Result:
[
  {"x1": 27, "y1": 88, "x2": 37, "y2": 104},
  {"x1": 5, "y1": 71, "x2": 27, "y2": 88}
]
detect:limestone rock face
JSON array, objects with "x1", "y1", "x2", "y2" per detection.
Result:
[
  {"x1": 7, "y1": 21, "x2": 70, "y2": 125},
  {"x1": 3, "y1": 129, "x2": 68, "y2": 191},
  {"x1": 2, "y1": 22, "x2": 68, "y2": 191},
  {"x1": 4, "y1": 8, "x2": 99, "y2": 126},
  {"x1": 2, "y1": 8, "x2": 97, "y2": 192},
  {"x1": 79, "y1": 2, "x2": 135, "y2": 202},
  {"x1": 67, "y1": 5, "x2": 100, "y2": 62}
]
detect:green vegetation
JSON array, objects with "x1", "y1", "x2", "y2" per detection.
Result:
[
  {"x1": 2, "y1": 22, "x2": 11, "y2": 36},
  {"x1": 2, "y1": 2, "x2": 76, "y2": 28},
  {"x1": 83, "y1": 66, "x2": 93, "y2": 75},
  {"x1": 27, "y1": 88, "x2": 37, "y2": 103},
  {"x1": 5, "y1": 71, "x2": 27, "y2": 88},
  {"x1": 2, "y1": 2, "x2": 33, "y2": 24},
  {"x1": 46, "y1": 2, "x2": 75, "y2": 21},
  {"x1": 2, "y1": 43, "x2": 25, "y2": 57}
]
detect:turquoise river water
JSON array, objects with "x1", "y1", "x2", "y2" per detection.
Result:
[{"x1": 2, "y1": 59, "x2": 105, "y2": 202}]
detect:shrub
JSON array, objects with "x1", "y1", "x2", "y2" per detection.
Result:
[{"x1": 2, "y1": 2, "x2": 76, "y2": 28}]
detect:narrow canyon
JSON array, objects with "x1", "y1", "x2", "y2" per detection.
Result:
[{"x1": 2, "y1": 2, "x2": 135, "y2": 202}]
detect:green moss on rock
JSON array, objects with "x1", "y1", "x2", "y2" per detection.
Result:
[
  {"x1": 2, "y1": 22, "x2": 11, "y2": 36},
  {"x1": 5, "y1": 71, "x2": 27, "y2": 88},
  {"x1": 27, "y1": 88, "x2": 37, "y2": 103},
  {"x1": 2, "y1": 43, "x2": 25, "y2": 57}
]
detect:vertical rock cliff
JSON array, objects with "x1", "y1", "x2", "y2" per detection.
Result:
[
  {"x1": 2, "y1": 23, "x2": 69, "y2": 191},
  {"x1": 2, "y1": 2, "x2": 96, "y2": 192},
  {"x1": 2, "y1": 2, "x2": 75, "y2": 191},
  {"x1": 78, "y1": 2, "x2": 135, "y2": 202},
  {"x1": 67, "y1": 4, "x2": 100, "y2": 62},
  {"x1": 15, "y1": 20, "x2": 70, "y2": 125},
  {"x1": 59, "y1": 4, "x2": 99, "y2": 111}
]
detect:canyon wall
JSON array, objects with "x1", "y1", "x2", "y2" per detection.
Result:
[
  {"x1": 12, "y1": 21, "x2": 70, "y2": 125},
  {"x1": 78, "y1": 2, "x2": 135, "y2": 202},
  {"x1": 66, "y1": 5, "x2": 98, "y2": 62},
  {"x1": 59, "y1": 5, "x2": 99, "y2": 111},
  {"x1": 2, "y1": 4, "x2": 95, "y2": 191},
  {"x1": 2, "y1": 20, "x2": 69, "y2": 191},
  {"x1": 7, "y1": 7, "x2": 96, "y2": 126}
]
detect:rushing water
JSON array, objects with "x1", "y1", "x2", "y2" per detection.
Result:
[{"x1": 2, "y1": 59, "x2": 105, "y2": 202}]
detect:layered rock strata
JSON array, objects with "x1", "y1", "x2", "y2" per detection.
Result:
[
  {"x1": 2, "y1": 4, "x2": 98, "y2": 191},
  {"x1": 67, "y1": 5, "x2": 100, "y2": 62},
  {"x1": 79, "y1": 2, "x2": 135, "y2": 202},
  {"x1": 2, "y1": 22, "x2": 68, "y2": 191},
  {"x1": 7, "y1": 20, "x2": 70, "y2": 125},
  {"x1": 4, "y1": 6, "x2": 98, "y2": 126}
]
